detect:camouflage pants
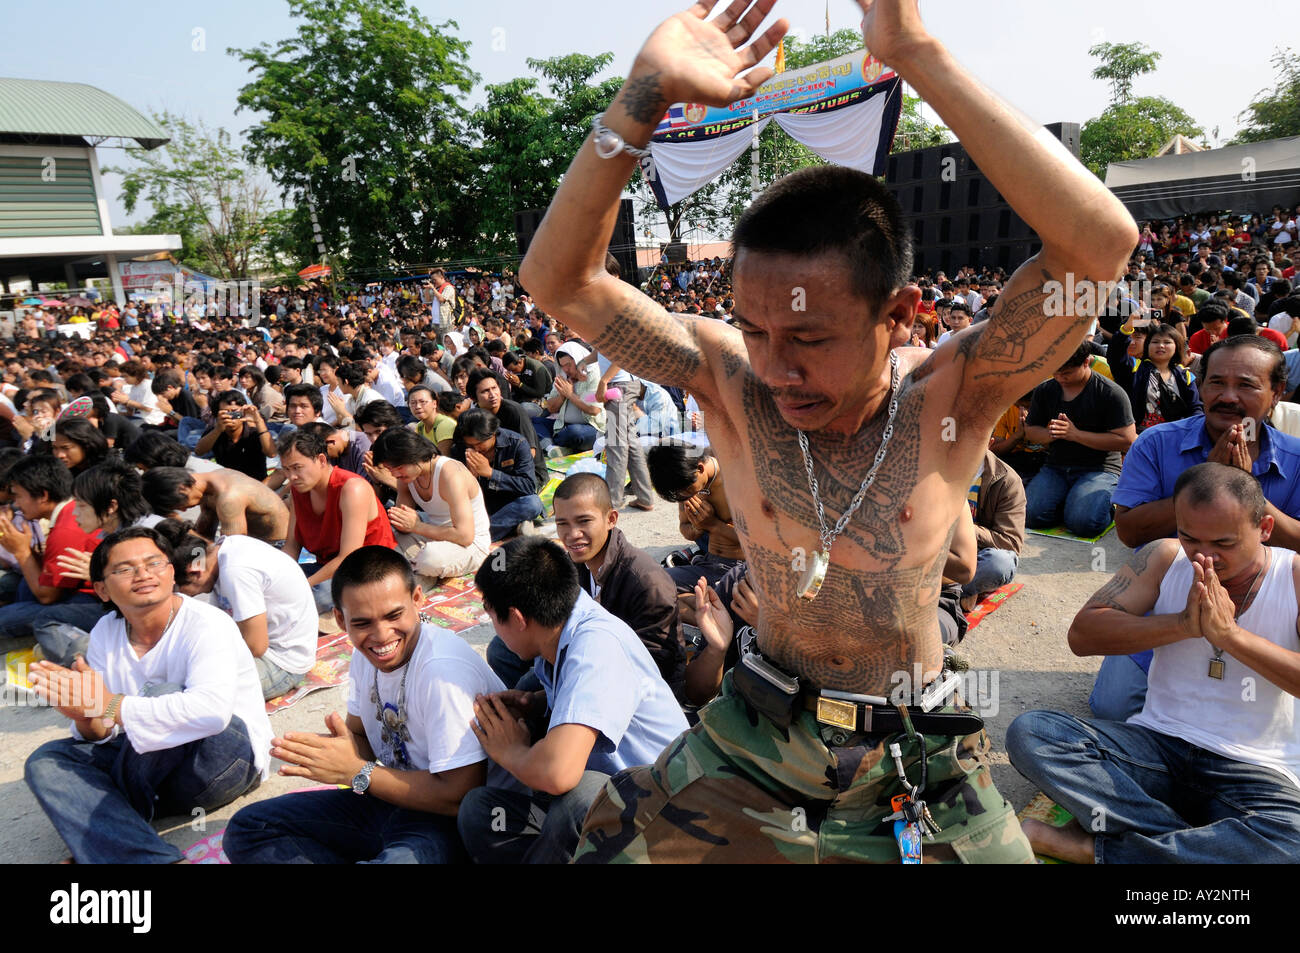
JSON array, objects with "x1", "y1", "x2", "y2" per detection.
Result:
[{"x1": 574, "y1": 672, "x2": 1034, "y2": 863}]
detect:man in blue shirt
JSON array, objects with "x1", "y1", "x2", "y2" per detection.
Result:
[
  {"x1": 459, "y1": 537, "x2": 688, "y2": 864},
  {"x1": 1098, "y1": 335, "x2": 1300, "y2": 719},
  {"x1": 449, "y1": 408, "x2": 542, "y2": 541}
]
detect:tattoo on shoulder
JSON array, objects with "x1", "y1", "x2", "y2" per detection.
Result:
[
  {"x1": 719, "y1": 338, "x2": 746, "y2": 380},
  {"x1": 955, "y1": 324, "x2": 986, "y2": 361},
  {"x1": 1126, "y1": 541, "x2": 1158, "y2": 576},
  {"x1": 968, "y1": 267, "x2": 1088, "y2": 382},
  {"x1": 1084, "y1": 543, "x2": 1161, "y2": 609},
  {"x1": 618, "y1": 74, "x2": 667, "y2": 125}
]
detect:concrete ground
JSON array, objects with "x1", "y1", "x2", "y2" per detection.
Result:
[{"x1": 0, "y1": 503, "x2": 1122, "y2": 862}]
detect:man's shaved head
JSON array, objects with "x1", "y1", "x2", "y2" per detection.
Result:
[{"x1": 554, "y1": 472, "x2": 612, "y2": 512}]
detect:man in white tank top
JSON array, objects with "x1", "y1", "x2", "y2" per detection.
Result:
[
  {"x1": 1007, "y1": 462, "x2": 1300, "y2": 863},
  {"x1": 370, "y1": 427, "x2": 491, "y2": 582}
]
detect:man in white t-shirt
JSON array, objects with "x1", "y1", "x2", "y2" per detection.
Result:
[
  {"x1": 224, "y1": 546, "x2": 505, "y2": 863},
  {"x1": 1007, "y1": 463, "x2": 1300, "y2": 864},
  {"x1": 172, "y1": 530, "x2": 317, "y2": 699},
  {"x1": 25, "y1": 526, "x2": 271, "y2": 863}
]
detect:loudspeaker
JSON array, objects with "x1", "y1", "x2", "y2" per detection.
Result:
[
  {"x1": 514, "y1": 208, "x2": 545, "y2": 257},
  {"x1": 664, "y1": 242, "x2": 688, "y2": 263},
  {"x1": 608, "y1": 198, "x2": 638, "y2": 284},
  {"x1": 886, "y1": 123, "x2": 1077, "y2": 277}
]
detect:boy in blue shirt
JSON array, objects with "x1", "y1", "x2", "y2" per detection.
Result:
[{"x1": 460, "y1": 537, "x2": 688, "y2": 864}]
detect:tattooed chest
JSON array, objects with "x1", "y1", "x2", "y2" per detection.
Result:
[{"x1": 724, "y1": 381, "x2": 931, "y2": 569}]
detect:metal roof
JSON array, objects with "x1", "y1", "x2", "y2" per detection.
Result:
[{"x1": 0, "y1": 78, "x2": 169, "y2": 149}]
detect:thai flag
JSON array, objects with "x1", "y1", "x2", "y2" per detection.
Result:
[{"x1": 655, "y1": 105, "x2": 690, "y2": 135}]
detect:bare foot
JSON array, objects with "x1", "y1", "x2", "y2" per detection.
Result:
[
  {"x1": 1022, "y1": 817, "x2": 1095, "y2": 864},
  {"x1": 626, "y1": 501, "x2": 654, "y2": 512}
]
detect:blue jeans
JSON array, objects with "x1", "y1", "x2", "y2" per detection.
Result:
[
  {"x1": 665, "y1": 552, "x2": 746, "y2": 593},
  {"x1": 532, "y1": 417, "x2": 555, "y2": 442},
  {"x1": 1006, "y1": 710, "x2": 1300, "y2": 863},
  {"x1": 488, "y1": 494, "x2": 543, "y2": 542},
  {"x1": 1088, "y1": 654, "x2": 1150, "y2": 721},
  {"x1": 1025, "y1": 465, "x2": 1118, "y2": 537},
  {"x1": 553, "y1": 423, "x2": 598, "y2": 453},
  {"x1": 25, "y1": 715, "x2": 262, "y2": 864},
  {"x1": 255, "y1": 654, "x2": 302, "y2": 701},
  {"x1": 299, "y1": 561, "x2": 333, "y2": 613},
  {"x1": 0, "y1": 584, "x2": 104, "y2": 646},
  {"x1": 177, "y1": 416, "x2": 207, "y2": 451},
  {"x1": 458, "y1": 771, "x2": 612, "y2": 864},
  {"x1": 962, "y1": 547, "x2": 1018, "y2": 597},
  {"x1": 224, "y1": 788, "x2": 465, "y2": 864}
]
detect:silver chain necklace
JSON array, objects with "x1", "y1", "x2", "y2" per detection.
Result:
[
  {"x1": 795, "y1": 350, "x2": 902, "y2": 600},
  {"x1": 1208, "y1": 550, "x2": 1269, "y2": 679}
]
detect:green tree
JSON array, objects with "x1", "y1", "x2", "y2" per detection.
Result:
[
  {"x1": 1080, "y1": 98, "x2": 1203, "y2": 179},
  {"x1": 468, "y1": 53, "x2": 624, "y2": 257},
  {"x1": 1088, "y1": 41, "x2": 1161, "y2": 104},
  {"x1": 105, "y1": 112, "x2": 275, "y2": 279},
  {"x1": 893, "y1": 92, "x2": 950, "y2": 152},
  {"x1": 1231, "y1": 48, "x2": 1300, "y2": 144},
  {"x1": 1079, "y1": 41, "x2": 1203, "y2": 179},
  {"x1": 229, "y1": 0, "x2": 480, "y2": 273}
]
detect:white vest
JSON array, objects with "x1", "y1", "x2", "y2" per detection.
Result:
[{"x1": 1133, "y1": 546, "x2": 1300, "y2": 787}]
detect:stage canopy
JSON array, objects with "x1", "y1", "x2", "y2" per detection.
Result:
[
  {"x1": 641, "y1": 48, "x2": 903, "y2": 210},
  {"x1": 1105, "y1": 136, "x2": 1300, "y2": 220}
]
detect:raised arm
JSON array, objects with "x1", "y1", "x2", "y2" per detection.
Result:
[
  {"x1": 518, "y1": 1, "x2": 787, "y2": 400},
  {"x1": 868, "y1": 0, "x2": 1138, "y2": 419}
]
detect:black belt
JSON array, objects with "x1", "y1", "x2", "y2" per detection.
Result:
[
  {"x1": 732, "y1": 642, "x2": 984, "y2": 738},
  {"x1": 799, "y1": 691, "x2": 984, "y2": 738}
]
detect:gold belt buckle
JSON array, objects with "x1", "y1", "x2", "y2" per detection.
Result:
[{"x1": 815, "y1": 696, "x2": 858, "y2": 731}]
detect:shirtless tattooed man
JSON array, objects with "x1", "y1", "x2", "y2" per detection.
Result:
[{"x1": 520, "y1": 0, "x2": 1137, "y2": 863}]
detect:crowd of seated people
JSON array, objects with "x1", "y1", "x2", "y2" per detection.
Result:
[{"x1": 4, "y1": 195, "x2": 1299, "y2": 863}]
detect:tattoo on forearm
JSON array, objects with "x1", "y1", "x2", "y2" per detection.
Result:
[
  {"x1": 591, "y1": 302, "x2": 703, "y2": 387},
  {"x1": 619, "y1": 73, "x2": 667, "y2": 125}
]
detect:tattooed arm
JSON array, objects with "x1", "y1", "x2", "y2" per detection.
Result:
[
  {"x1": 518, "y1": 3, "x2": 785, "y2": 401},
  {"x1": 1067, "y1": 539, "x2": 1189, "y2": 656},
  {"x1": 876, "y1": 3, "x2": 1137, "y2": 424}
]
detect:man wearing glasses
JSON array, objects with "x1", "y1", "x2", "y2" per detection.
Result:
[{"x1": 23, "y1": 526, "x2": 272, "y2": 863}]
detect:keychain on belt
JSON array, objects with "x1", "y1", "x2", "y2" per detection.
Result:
[{"x1": 885, "y1": 720, "x2": 942, "y2": 864}]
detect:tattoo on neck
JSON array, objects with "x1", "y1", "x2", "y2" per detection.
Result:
[{"x1": 619, "y1": 73, "x2": 667, "y2": 125}]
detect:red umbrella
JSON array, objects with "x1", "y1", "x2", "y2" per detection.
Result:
[{"x1": 298, "y1": 264, "x2": 331, "y2": 281}]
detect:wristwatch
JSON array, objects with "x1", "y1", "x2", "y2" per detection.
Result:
[
  {"x1": 351, "y1": 760, "x2": 381, "y2": 795},
  {"x1": 101, "y1": 692, "x2": 124, "y2": 728},
  {"x1": 590, "y1": 112, "x2": 652, "y2": 161}
]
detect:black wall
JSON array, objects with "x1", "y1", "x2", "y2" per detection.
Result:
[{"x1": 885, "y1": 123, "x2": 1079, "y2": 275}]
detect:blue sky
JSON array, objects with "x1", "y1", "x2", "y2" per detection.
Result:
[{"x1": 6, "y1": 0, "x2": 1290, "y2": 236}]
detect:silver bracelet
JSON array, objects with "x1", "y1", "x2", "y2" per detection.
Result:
[{"x1": 591, "y1": 112, "x2": 652, "y2": 160}]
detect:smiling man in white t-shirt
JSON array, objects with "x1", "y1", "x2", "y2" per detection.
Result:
[
  {"x1": 224, "y1": 546, "x2": 506, "y2": 864},
  {"x1": 25, "y1": 526, "x2": 271, "y2": 864}
]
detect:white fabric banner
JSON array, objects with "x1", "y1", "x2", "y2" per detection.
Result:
[
  {"x1": 644, "y1": 84, "x2": 900, "y2": 208},
  {"x1": 647, "y1": 117, "x2": 774, "y2": 208},
  {"x1": 773, "y1": 90, "x2": 892, "y2": 174}
]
